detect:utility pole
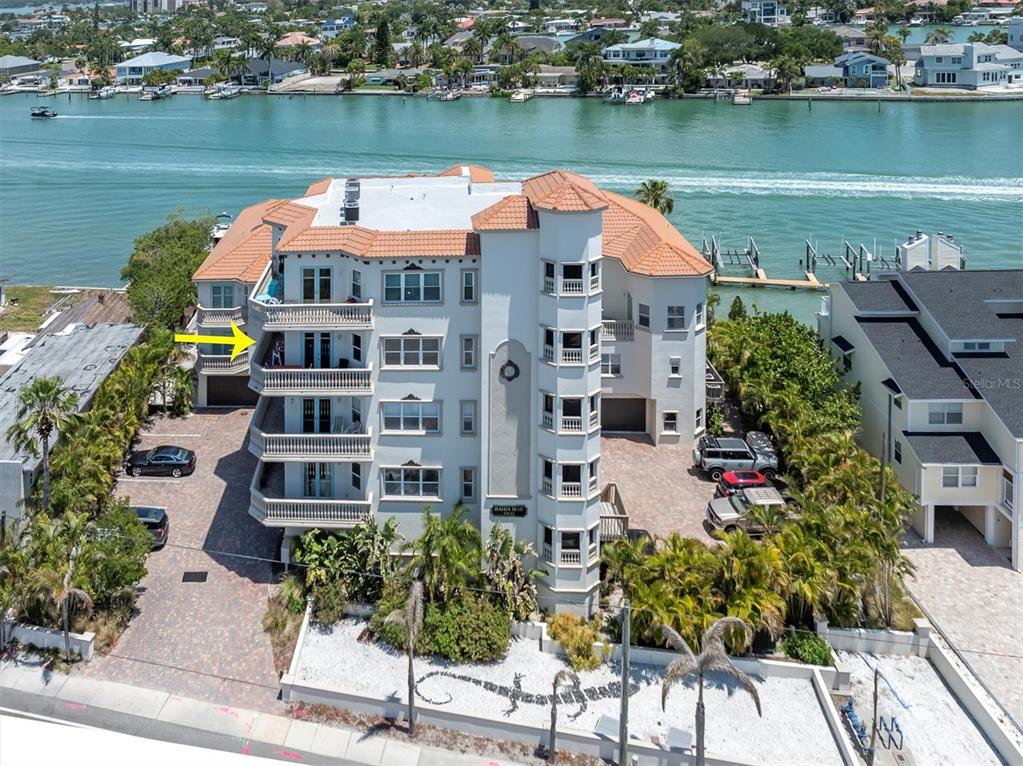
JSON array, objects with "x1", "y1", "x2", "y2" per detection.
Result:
[
  {"x1": 867, "y1": 668, "x2": 880, "y2": 766},
  {"x1": 619, "y1": 600, "x2": 631, "y2": 766},
  {"x1": 879, "y1": 430, "x2": 887, "y2": 504}
]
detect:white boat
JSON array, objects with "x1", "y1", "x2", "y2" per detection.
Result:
[
  {"x1": 603, "y1": 87, "x2": 626, "y2": 103},
  {"x1": 732, "y1": 90, "x2": 752, "y2": 105},
  {"x1": 139, "y1": 84, "x2": 172, "y2": 101},
  {"x1": 206, "y1": 83, "x2": 241, "y2": 100},
  {"x1": 642, "y1": 88, "x2": 655, "y2": 102},
  {"x1": 438, "y1": 88, "x2": 462, "y2": 101},
  {"x1": 908, "y1": 17, "x2": 925, "y2": 26},
  {"x1": 625, "y1": 89, "x2": 645, "y2": 105},
  {"x1": 88, "y1": 86, "x2": 116, "y2": 100},
  {"x1": 509, "y1": 89, "x2": 533, "y2": 102}
]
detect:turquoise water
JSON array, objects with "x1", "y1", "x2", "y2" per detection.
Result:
[
  {"x1": 1, "y1": 93, "x2": 1020, "y2": 321},
  {"x1": 887, "y1": 24, "x2": 1003, "y2": 44}
]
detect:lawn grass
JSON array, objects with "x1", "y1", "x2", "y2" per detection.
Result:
[{"x1": 0, "y1": 285, "x2": 113, "y2": 333}]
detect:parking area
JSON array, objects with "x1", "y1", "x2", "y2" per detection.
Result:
[
  {"x1": 82, "y1": 408, "x2": 284, "y2": 713},
  {"x1": 600, "y1": 435, "x2": 718, "y2": 541}
]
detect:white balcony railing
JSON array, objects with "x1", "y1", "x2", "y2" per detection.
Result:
[
  {"x1": 590, "y1": 275, "x2": 600, "y2": 291},
  {"x1": 542, "y1": 477, "x2": 554, "y2": 496},
  {"x1": 254, "y1": 365, "x2": 373, "y2": 395},
  {"x1": 543, "y1": 276, "x2": 556, "y2": 294},
  {"x1": 196, "y1": 305, "x2": 245, "y2": 328},
  {"x1": 561, "y1": 279, "x2": 584, "y2": 294},
  {"x1": 588, "y1": 475, "x2": 599, "y2": 495},
  {"x1": 196, "y1": 350, "x2": 249, "y2": 375},
  {"x1": 542, "y1": 542, "x2": 554, "y2": 563},
  {"x1": 542, "y1": 412, "x2": 554, "y2": 430},
  {"x1": 258, "y1": 301, "x2": 373, "y2": 331},
  {"x1": 562, "y1": 481, "x2": 582, "y2": 498},
  {"x1": 589, "y1": 344, "x2": 600, "y2": 362},
  {"x1": 562, "y1": 348, "x2": 583, "y2": 364},
  {"x1": 543, "y1": 345, "x2": 555, "y2": 363},
  {"x1": 560, "y1": 549, "x2": 581, "y2": 565},
  {"x1": 561, "y1": 416, "x2": 583, "y2": 432},
  {"x1": 589, "y1": 410, "x2": 599, "y2": 429},
  {"x1": 588, "y1": 543, "x2": 599, "y2": 563},
  {"x1": 251, "y1": 489, "x2": 373, "y2": 528},
  {"x1": 253, "y1": 431, "x2": 373, "y2": 461},
  {"x1": 601, "y1": 320, "x2": 634, "y2": 341}
]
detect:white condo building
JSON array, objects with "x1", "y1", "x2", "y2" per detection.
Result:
[{"x1": 193, "y1": 166, "x2": 712, "y2": 612}]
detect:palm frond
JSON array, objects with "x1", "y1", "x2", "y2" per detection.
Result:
[
  {"x1": 703, "y1": 655, "x2": 763, "y2": 717},
  {"x1": 661, "y1": 655, "x2": 698, "y2": 711},
  {"x1": 701, "y1": 615, "x2": 753, "y2": 653}
]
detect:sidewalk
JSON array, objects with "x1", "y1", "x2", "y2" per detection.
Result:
[{"x1": 0, "y1": 657, "x2": 523, "y2": 766}]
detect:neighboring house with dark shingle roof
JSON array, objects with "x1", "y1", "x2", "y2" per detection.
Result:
[{"x1": 820, "y1": 267, "x2": 1023, "y2": 571}]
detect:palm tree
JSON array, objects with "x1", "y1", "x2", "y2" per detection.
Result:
[
  {"x1": 925, "y1": 27, "x2": 951, "y2": 45},
  {"x1": 7, "y1": 377, "x2": 79, "y2": 514},
  {"x1": 462, "y1": 35, "x2": 483, "y2": 64},
  {"x1": 256, "y1": 34, "x2": 279, "y2": 90},
  {"x1": 770, "y1": 55, "x2": 801, "y2": 94},
  {"x1": 547, "y1": 669, "x2": 580, "y2": 762},
  {"x1": 385, "y1": 579, "x2": 424, "y2": 737},
  {"x1": 661, "y1": 618, "x2": 762, "y2": 766},
  {"x1": 320, "y1": 43, "x2": 338, "y2": 74},
  {"x1": 636, "y1": 179, "x2": 674, "y2": 215},
  {"x1": 865, "y1": 20, "x2": 887, "y2": 54},
  {"x1": 346, "y1": 58, "x2": 365, "y2": 90},
  {"x1": 405, "y1": 39, "x2": 426, "y2": 68},
  {"x1": 404, "y1": 504, "x2": 480, "y2": 602},
  {"x1": 884, "y1": 36, "x2": 905, "y2": 88}
]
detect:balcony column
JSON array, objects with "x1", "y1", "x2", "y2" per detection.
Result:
[{"x1": 985, "y1": 504, "x2": 997, "y2": 546}]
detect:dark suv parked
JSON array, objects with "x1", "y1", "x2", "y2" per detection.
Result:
[{"x1": 693, "y1": 436, "x2": 779, "y2": 482}]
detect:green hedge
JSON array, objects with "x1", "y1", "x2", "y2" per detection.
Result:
[{"x1": 781, "y1": 631, "x2": 833, "y2": 666}]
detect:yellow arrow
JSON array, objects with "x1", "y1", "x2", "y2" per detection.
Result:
[{"x1": 174, "y1": 321, "x2": 256, "y2": 361}]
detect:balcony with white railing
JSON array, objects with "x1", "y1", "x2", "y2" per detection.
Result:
[
  {"x1": 543, "y1": 276, "x2": 556, "y2": 294},
  {"x1": 589, "y1": 410, "x2": 599, "y2": 430},
  {"x1": 196, "y1": 349, "x2": 250, "y2": 375},
  {"x1": 561, "y1": 481, "x2": 583, "y2": 498},
  {"x1": 561, "y1": 348, "x2": 583, "y2": 364},
  {"x1": 252, "y1": 365, "x2": 374, "y2": 396},
  {"x1": 560, "y1": 549, "x2": 581, "y2": 566},
  {"x1": 589, "y1": 343, "x2": 600, "y2": 362},
  {"x1": 249, "y1": 463, "x2": 373, "y2": 529},
  {"x1": 542, "y1": 412, "x2": 554, "y2": 430},
  {"x1": 543, "y1": 345, "x2": 555, "y2": 364},
  {"x1": 250, "y1": 399, "x2": 372, "y2": 462},
  {"x1": 542, "y1": 542, "x2": 554, "y2": 563},
  {"x1": 601, "y1": 319, "x2": 634, "y2": 341},
  {"x1": 561, "y1": 416, "x2": 583, "y2": 432},
  {"x1": 561, "y1": 279, "x2": 584, "y2": 295},
  {"x1": 542, "y1": 476, "x2": 554, "y2": 497},
  {"x1": 196, "y1": 305, "x2": 245, "y2": 328},
  {"x1": 257, "y1": 300, "x2": 374, "y2": 331},
  {"x1": 588, "y1": 543, "x2": 599, "y2": 563}
]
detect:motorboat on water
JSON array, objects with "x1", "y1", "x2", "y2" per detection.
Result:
[
  {"x1": 509, "y1": 89, "x2": 534, "y2": 102},
  {"x1": 603, "y1": 87, "x2": 626, "y2": 103},
  {"x1": 732, "y1": 89, "x2": 752, "y2": 105},
  {"x1": 206, "y1": 83, "x2": 242, "y2": 99},
  {"x1": 625, "y1": 89, "x2": 646, "y2": 105},
  {"x1": 88, "y1": 85, "x2": 116, "y2": 100},
  {"x1": 438, "y1": 88, "x2": 462, "y2": 101},
  {"x1": 139, "y1": 84, "x2": 173, "y2": 101},
  {"x1": 30, "y1": 106, "x2": 57, "y2": 118}
]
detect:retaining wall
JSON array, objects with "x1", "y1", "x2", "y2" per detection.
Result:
[
  {"x1": 2, "y1": 620, "x2": 95, "y2": 661},
  {"x1": 816, "y1": 618, "x2": 930, "y2": 657}
]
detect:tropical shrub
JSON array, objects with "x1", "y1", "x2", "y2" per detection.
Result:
[
  {"x1": 404, "y1": 504, "x2": 481, "y2": 603},
  {"x1": 83, "y1": 501, "x2": 151, "y2": 611},
  {"x1": 422, "y1": 592, "x2": 511, "y2": 662},
  {"x1": 781, "y1": 631, "x2": 833, "y2": 666},
  {"x1": 484, "y1": 525, "x2": 542, "y2": 621},
  {"x1": 706, "y1": 402, "x2": 725, "y2": 437},
  {"x1": 548, "y1": 613, "x2": 604, "y2": 671}
]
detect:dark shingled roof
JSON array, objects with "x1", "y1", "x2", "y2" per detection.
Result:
[
  {"x1": 841, "y1": 279, "x2": 917, "y2": 314},
  {"x1": 856, "y1": 317, "x2": 976, "y2": 401},
  {"x1": 899, "y1": 269, "x2": 1023, "y2": 341},
  {"x1": 903, "y1": 431, "x2": 1002, "y2": 465}
]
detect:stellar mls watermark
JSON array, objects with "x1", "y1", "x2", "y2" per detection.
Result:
[{"x1": 965, "y1": 377, "x2": 1023, "y2": 392}]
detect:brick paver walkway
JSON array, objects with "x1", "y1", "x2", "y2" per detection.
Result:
[
  {"x1": 600, "y1": 435, "x2": 718, "y2": 541},
  {"x1": 903, "y1": 509, "x2": 1023, "y2": 727},
  {"x1": 83, "y1": 408, "x2": 284, "y2": 713}
]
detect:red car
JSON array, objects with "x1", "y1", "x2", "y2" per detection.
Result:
[{"x1": 715, "y1": 470, "x2": 768, "y2": 497}]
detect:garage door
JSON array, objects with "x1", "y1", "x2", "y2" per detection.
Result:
[
  {"x1": 207, "y1": 376, "x2": 259, "y2": 406},
  {"x1": 601, "y1": 398, "x2": 646, "y2": 432}
]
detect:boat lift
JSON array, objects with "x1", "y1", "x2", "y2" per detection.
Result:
[{"x1": 701, "y1": 236, "x2": 760, "y2": 273}]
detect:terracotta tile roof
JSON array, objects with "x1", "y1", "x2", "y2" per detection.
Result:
[
  {"x1": 522, "y1": 170, "x2": 608, "y2": 212},
  {"x1": 193, "y1": 199, "x2": 284, "y2": 282},
  {"x1": 601, "y1": 191, "x2": 712, "y2": 277},
  {"x1": 304, "y1": 177, "x2": 332, "y2": 196},
  {"x1": 278, "y1": 226, "x2": 480, "y2": 258},
  {"x1": 263, "y1": 200, "x2": 317, "y2": 228},
  {"x1": 438, "y1": 164, "x2": 496, "y2": 183},
  {"x1": 471, "y1": 195, "x2": 538, "y2": 230}
]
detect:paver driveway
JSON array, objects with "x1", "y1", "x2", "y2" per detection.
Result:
[
  {"x1": 600, "y1": 435, "x2": 718, "y2": 541},
  {"x1": 903, "y1": 509, "x2": 1023, "y2": 727},
  {"x1": 83, "y1": 408, "x2": 284, "y2": 713}
]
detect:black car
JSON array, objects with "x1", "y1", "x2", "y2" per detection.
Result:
[
  {"x1": 125, "y1": 445, "x2": 196, "y2": 477},
  {"x1": 132, "y1": 506, "x2": 169, "y2": 549}
]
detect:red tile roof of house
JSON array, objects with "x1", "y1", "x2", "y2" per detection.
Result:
[
  {"x1": 278, "y1": 226, "x2": 481, "y2": 258},
  {"x1": 304, "y1": 177, "x2": 332, "y2": 196},
  {"x1": 192, "y1": 199, "x2": 285, "y2": 282},
  {"x1": 601, "y1": 191, "x2": 711, "y2": 277},
  {"x1": 438, "y1": 164, "x2": 497, "y2": 183},
  {"x1": 471, "y1": 195, "x2": 538, "y2": 230},
  {"x1": 522, "y1": 169, "x2": 608, "y2": 212}
]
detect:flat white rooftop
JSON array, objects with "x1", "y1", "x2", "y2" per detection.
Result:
[{"x1": 298, "y1": 175, "x2": 522, "y2": 231}]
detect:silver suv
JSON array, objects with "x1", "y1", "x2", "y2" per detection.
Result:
[
  {"x1": 694, "y1": 436, "x2": 778, "y2": 482},
  {"x1": 706, "y1": 486, "x2": 790, "y2": 536}
]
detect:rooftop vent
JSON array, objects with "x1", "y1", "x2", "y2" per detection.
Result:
[{"x1": 343, "y1": 178, "x2": 360, "y2": 225}]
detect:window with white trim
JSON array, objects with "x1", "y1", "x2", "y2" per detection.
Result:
[
  {"x1": 210, "y1": 283, "x2": 235, "y2": 308},
  {"x1": 384, "y1": 271, "x2": 441, "y2": 303},
  {"x1": 382, "y1": 401, "x2": 440, "y2": 433},
  {"x1": 351, "y1": 269, "x2": 362, "y2": 300},
  {"x1": 601, "y1": 353, "x2": 621, "y2": 376},
  {"x1": 351, "y1": 333, "x2": 362, "y2": 363},
  {"x1": 461, "y1": 269, "x2": 477, "y2": 304},
  {"x1": 669, "y1": 357, "x2": 681, "y2": 377},
  {"x1": 942, "y1": 465, "x2": 978, "y2": 488},
  {"x1": 351, "y1": 462, "x2": 362, "y2": 491},
  {"x1": 695, "y1": 302, "x2": 705, "y2": 328},
  {"x1": 303, "y1": 462, "x2": 333, "y2": 498},
  {"x1": 383, "y1": 336, "x2": 440, "y2": 367},
  {"x1": 1003, "y1": 469, "x2": 1014, "y2": 510},
  {"x1": 695, "y1": 407, "x2": 703, "y2": 431},
  {"x1": 663, "y1": 411, "x2": 678, "y2": 433},
  {"x1": 638, "y1": 303, "x2": 650, "y2": 328},
  {"x1": 893, "y1": 439, "x2": 902, "y2": 464},
  {"x1": 460, "y1": 336, "x2": 477, "y2": 370},
  {"x1": 461, "y1": 467, "x2": 477, "y2": 501},
  {"x1": 928, "y1": 402, "x2": 963, "y2": 425},
  {"x1": 460, "y1": 400, "x2": 477, "y2": 435},
  {"x1": 383, "y1": 466, "x2": 441, "y2": 498},
  {"x1": 667, "y1": 305, "x2": 685, "y2": 330}
]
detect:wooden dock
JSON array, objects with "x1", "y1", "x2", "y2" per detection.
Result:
[{"x1": 712, "y1": 271, "x2": 828, "y2": 290}]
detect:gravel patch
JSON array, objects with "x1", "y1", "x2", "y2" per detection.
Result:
[
  {"x1": 838, "y1": 651, "x2": 1003, "y2": 766},
  {"x1": 294, "y1": 619, "x2": 843, "y2": 766}
]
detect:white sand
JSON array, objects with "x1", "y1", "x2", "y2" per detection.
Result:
[
  {"x1": 838, "y1": 651, "x2": 1002, "y2": 766},
  {"x1": 294, "y1": 619, "x2": 844, "y2": 766}
]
